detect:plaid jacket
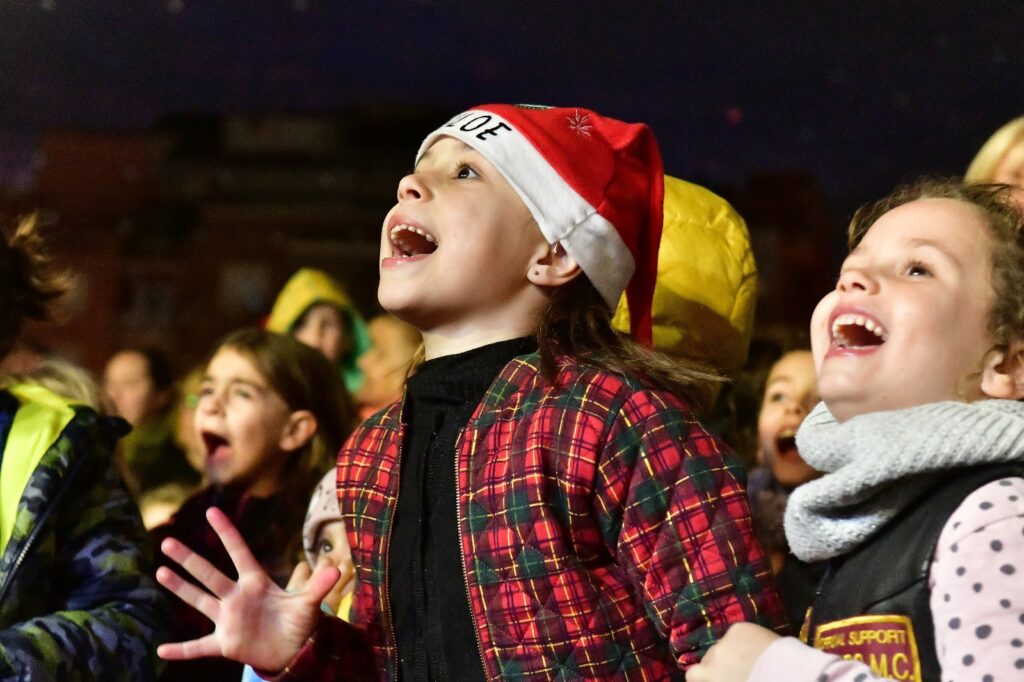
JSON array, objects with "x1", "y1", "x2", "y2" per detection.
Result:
[{"x1": 277, "y1": 353, "x2": 784, "y2": 681}]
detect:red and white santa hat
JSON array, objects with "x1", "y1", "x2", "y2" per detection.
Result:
[{"x1": 415, "y1": 104, "x2": 665, "y2": 346}]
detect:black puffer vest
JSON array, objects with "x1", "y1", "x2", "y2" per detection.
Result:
[{"x1": 803, "y1": 464, "x2": 1024, "y2": 682}]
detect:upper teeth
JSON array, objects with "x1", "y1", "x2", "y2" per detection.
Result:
[
  {"x1": 831, "y1": 313, "x2": 889, "y2": 342},
  {"x1": 390, "y1": 224, "x2": 436, "y2": 243}
]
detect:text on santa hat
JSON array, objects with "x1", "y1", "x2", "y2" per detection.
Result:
[{"x1": 444, "y1": 112, "x2": 512, "y2": 142}]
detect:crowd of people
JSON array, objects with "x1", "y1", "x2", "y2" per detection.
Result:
[{"x1": 0, "y1": 106, "x2": 1021, "y2": 681}]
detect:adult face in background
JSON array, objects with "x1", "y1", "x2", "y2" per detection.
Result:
[{"x1": 104, "y1": 350, "x2": 172, "y2": 426}]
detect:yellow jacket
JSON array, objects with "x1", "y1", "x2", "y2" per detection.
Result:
[
  {"x1": 266, "y1": 268, "x2": 371, "y2": 394},
  {"x1": 613, "y1": 176, "x2": 756, "y2": 373}
]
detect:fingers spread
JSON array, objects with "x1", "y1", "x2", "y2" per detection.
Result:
[
  {"x1": 161, "y1": 537, "x2": 235, "y2": 598},
  {"x1": 156, "y1": 566, "x2": 221, "y2": 621}
]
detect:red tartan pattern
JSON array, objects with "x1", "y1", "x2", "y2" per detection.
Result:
[{"x1": 277, "y1": 353, "x2": 784, "y2": 681}]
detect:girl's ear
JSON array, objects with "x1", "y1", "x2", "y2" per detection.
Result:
[
  {"x1": 279, "y1": 409, "x2": 318, "y2": 453},
  {"x1": 980, "y1": 340, "x2": 1024, "y2": 400},
  {"x1": 527, "y1": 242, "x2": 582, "y2": 288}
]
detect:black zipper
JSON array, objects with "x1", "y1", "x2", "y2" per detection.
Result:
[
  {"x1": 453, "y1": 427, "x2": 489, "y2": 680},
  {"x1": 383, "y1": 416, "x2": 405, "y2": 682},
  {"x1": 0, "y1": 445, "x2": 90, "y2": 603}
]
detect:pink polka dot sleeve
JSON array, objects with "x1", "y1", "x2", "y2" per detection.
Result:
[{"x1": 930, "y1": 476, "x2": 1024, "y2": 682}]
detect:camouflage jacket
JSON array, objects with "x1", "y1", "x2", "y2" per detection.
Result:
[{"x1": 0, "y1": 387, "x2": 170, "y2": 680}]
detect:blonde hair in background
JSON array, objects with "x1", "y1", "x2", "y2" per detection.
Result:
[
  {"x1": 966, "y1": 116, "x2": 1024, "y2": 182},
  {"x1": 138, "y1": 481, "x2": 194, "y2": 530},
  {"x1": 3, "y1": 357, "x2": 109, "y2": 414}
]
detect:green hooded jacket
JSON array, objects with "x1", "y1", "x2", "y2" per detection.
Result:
[{"x1": 266, "y1": 268, "x2": 371, "y2": 394}]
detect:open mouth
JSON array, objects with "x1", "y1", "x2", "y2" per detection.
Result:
[
  {"x1": 202, "y1": 431, "x2": 231, "y2": 460},
  {"x1": 775, "y1": 431, "x2": 798, "y2": 459},
  {"x1": 831, "y1": 313, "x2": 888, "y2": 349},
  {"x1": 389, "y1": 223, "x2": 438, "y2": 258}
]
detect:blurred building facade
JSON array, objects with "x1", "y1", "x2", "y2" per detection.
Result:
[
  {"x1": 0, "y1": 106, "x2": 444, "y2": 374},
  {"x1": 0, "y1": 110, "x2": 841, "y2": 381}
]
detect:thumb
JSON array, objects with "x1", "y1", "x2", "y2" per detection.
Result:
[{"x1": 303, "y1": 565, "x2": 342, "y2": 605}]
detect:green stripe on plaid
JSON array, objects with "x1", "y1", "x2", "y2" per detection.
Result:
[{"x1": 324, "y1": 354, "x2": 785, "y2": 681}]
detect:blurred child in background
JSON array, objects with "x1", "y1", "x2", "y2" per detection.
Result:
[
  {"x1": 105, "y1": 347, "x2": 200, "y2": 496},
  {"x1": 747, "y1": 349, "x2": 824, "y2": 628},
  {"x1": 967, "y1": 115, "x2": 1024, "y2": 208},
  {"x1": 5, "y1": 356, "x2": 111, "y2": 414},
  {"x1": 611, "y1": 174, "x2": 759, "y2": 466},
  {"x1": 266, "y1": 268, "x2": 371, "y2": 395},
  {"x1": 171, "y1": 365, "x2": 208, "y2": 478},
  {"x1": 355, "y1": 314, "x2": 421, "y2": 418},
  {"x1": 152, "y1": 328, "x2": 354, "y2": 681},
  {"x1": 137, "y1": 367, "x2": 209, "y2": 530},
  {"x1": 295, "y1": 469, "x2": 356, "y2": 618}
]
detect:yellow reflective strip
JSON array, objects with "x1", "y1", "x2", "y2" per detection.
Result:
[{"x1": 0, "y1": 385, "x2": 77, "y2": 554}]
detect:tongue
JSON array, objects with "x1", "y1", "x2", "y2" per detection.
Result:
[{"x1": 209, "y1": 443, "x2": 232, "y2": 461}]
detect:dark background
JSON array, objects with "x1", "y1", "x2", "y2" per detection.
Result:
[{"x1": 0, "y1": 0, "x2": 1022, "y2": 373}]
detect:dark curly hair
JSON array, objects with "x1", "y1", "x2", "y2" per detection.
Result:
[{"x1": 0, "y1": 213, "x2": 68, "y2": 359}]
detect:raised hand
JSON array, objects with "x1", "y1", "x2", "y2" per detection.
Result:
[{"x1": 156, "y1": 507, "x2": 341, "y2": 674}]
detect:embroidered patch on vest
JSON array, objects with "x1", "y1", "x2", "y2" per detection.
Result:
[{"x1": 812, "y1": 615, "x2": 922, "y2": 682}]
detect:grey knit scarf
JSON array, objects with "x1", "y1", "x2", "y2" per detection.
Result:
[{"x1": 784, "y1": 399, "x2": 1024, "y2": 562}]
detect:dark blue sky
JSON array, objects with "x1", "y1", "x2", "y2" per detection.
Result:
[{"x1": 1, "y1": 0, "x2": 1022, "y2": 203}]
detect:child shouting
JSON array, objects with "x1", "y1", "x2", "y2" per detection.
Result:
[
  {"x1": 152, "y1": 328, "x2": 354, "y2": 681},
  {"x1": 157, "y1": 104, "x2": 785, "y2": 680},
  {"x1": 689, "y1": 179, "x2": 1024, "y2": 682},
  {"x1": 747, "y1": 349, "x2": 824, "y2": 627}
]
